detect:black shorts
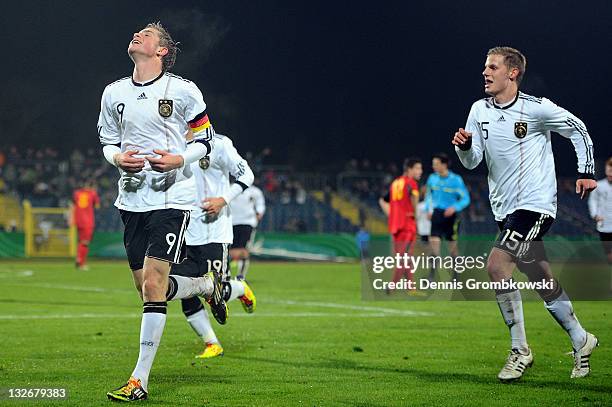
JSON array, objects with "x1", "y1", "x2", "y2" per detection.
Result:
[
  {"x1": 232, "y1": 225, "x2": 254, "y2": 249},
  {"x1": 430, "y1": 209, "x2": 460, "y2": 241},
  {"x1": 120, "y1": 209, "x2": 190, "y2": 271},
  {"x1": 171, "y1": 243, "x2": 230, "y2": 279},
  {"x1": 494, "y1": 209, "x2": 554, "y2": 261}
]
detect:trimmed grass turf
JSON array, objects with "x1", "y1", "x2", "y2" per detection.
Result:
[{"x1": 0, "y1": 260, "x2": 610, "y2": 406}]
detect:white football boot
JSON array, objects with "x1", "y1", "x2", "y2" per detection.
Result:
[
  {"x1": 570, "y1": 332, "x2": 598, "y2": 378},
  {"x1": 498, "y1": 348, "x2": 533, "y2": 382}
]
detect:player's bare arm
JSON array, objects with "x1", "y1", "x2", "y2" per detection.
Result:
[
  {"x1": 452, "y1": 128, "x2": 472, "y2": 150},
  {"x1": 115, "y1": 150, "x2": 146, "y2": 173}
]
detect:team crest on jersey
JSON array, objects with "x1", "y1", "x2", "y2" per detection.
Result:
[
  {"x1": 199, "y1": 155, "x2": 210, "y2": 170},
  {"x1": 514, "y1": 122, "x2": 528, "y2": 138},
  {"x1": 158, "y1": 99, "x2": 173, "y2": 118}
]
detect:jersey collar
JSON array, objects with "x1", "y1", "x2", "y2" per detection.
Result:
[
  {"x1": 131, "y1": 71, "x2": 164, "y2": 87},
  {"x1": 491, "y1": 92, "x2": 519, "y2": 110}
]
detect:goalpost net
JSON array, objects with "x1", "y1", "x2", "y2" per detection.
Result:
[{"x1": 23, "y1": 200, "x2": 76, "y2": 258}]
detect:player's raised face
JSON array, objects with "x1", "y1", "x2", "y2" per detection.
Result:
[
  {"x1": 606, "y1": 162, "x2": 612, "y2": 179},
  {"x1": 483, "y1": 54, "x2": 514, "y2": 96},
  {"x1": 128, "y1": 28, "x2": 167, "y2": 60}
]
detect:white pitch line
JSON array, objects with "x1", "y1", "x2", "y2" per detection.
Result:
[
  {"x1": 0, "y1": 270, "x2": 34, "y2": 278},
  {"x1": 3, "y1": 282, "x2": 133, "y2": 294},
  {"x1": 0, "y1": 312, "x2": 424, "y2": 320},
  {"x1": 2, "y1": 283, "x2": 433, "y2": 317},
  {"x1": 267, "y1": 299, "x2": 433, "y2": 316}
]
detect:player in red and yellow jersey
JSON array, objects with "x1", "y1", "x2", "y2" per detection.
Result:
[
  {"x1": 71, "y1": 180, "x2": 100, "y2": 270},
  {"x1": 379, "y1": 158, "x2": 423, "y2": 286}
]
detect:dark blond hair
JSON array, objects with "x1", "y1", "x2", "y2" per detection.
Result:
[
  {"x1": 146, "y1": 22, "x2": 178, "y2": 71},
  {"x1": 487, "y1": 46, "x2": 527, "y2": 86}
]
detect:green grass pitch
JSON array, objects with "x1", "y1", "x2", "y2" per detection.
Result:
[{"x1": 0, "y1": 260, "x2": 611, "y2": 406}]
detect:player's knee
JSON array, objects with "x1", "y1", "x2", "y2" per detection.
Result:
[
  {"x1": 486, "y1": 257, "x2": 506, "y2": 281},
  {"x1": 142, "y1": 277, "x2": 164, "y2": 297}
]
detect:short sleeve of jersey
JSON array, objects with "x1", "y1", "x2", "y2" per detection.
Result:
[
  {"x1": 97, "y1": 86, "x2": 121, "y2": 145},
  {"x1": 182, "y1": 81, "x2": 207, "y2": 123}
]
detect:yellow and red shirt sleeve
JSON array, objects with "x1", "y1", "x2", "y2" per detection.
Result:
[
  {"x1": 189, "y1": 111, "x2": 215, "y2": 138},
  {"x1": 188, "y1": 110, "x2": 215, "y2": 154}
]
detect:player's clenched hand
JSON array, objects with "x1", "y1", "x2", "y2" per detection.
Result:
[
  {"x1": 115, "y1": 150, "x2": 145, "y2": 173},
  {"x1": 452, "y1": 128, "x2": 472, "y2": 151},
  {"x1": 201, "y1": 197, "x2": 227, "y2": 216},
  {"x1": 147, "y1": 149, "x2": 184, "y2": 172},
  {"x1": 576, "y1": 179, "x2": 597, "y2": 199},
  {"x1": 444, "y1": 206, "x2": 456, "y2": 217}
]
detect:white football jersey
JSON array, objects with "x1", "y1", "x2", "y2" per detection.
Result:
[
  {"x1": 98, "y1": 72, "x2": 209, "y2": 212},
  {"x1": 456, "y1": 92, "x2": 595, "y2": 221},
  {"x1": 230, "y1": 185, "x2": 266, "y2": 227},
  {"x1": 186, "y1": 134, "x2": 254, "y2": 245},
  {"x1": 588, "y1": 179, "x2": 612, "y2": 233}
]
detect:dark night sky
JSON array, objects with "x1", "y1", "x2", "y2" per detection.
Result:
[{"x1": 2, "y1": 0, "x2": 611, "y2": 175}]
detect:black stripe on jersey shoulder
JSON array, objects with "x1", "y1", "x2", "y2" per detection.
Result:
[
  {"x1": 108, "y1": 76, "x2": 130, "y2": 86},
  {"x1": 131, "y1": 71, "x2": 164, "y2": 87},
  {"x1": 165, "y1": 72, "x2": 192, "y2": 83},
  {"x1": 518, "y1": 92, "x2": 543, "y2": 104}
]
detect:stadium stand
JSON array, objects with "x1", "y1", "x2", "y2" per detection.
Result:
[{"x1": 0, "y1": 146, "x2": 599, "y2": 237}]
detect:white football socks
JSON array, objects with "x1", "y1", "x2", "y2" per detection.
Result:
[
  {"x1": 131, "y1": 303, "x2": 167, "y2": 392},
  {"x1": 227, "y1": 280, "x2": 246, "y2": 302},
  {"x1": 186, "y1": 309, "x2": 219, "y2": 345},
  {"x1": 167, "y1": 275, "x2": 213, "y2": 301},
  {"x1": 496, "y1": 289, "x2": 529, "y2": 353},
  {"x1": 544, "y1": 290, "x2": 587, "y2": 350}
]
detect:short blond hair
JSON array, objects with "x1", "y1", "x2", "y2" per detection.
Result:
[
  {"x1": 146, "y1": 22, "x2": 178, "y2": 72},
  {"x1": 487, "y1": 46, "x2": 527, "y2": 86}
]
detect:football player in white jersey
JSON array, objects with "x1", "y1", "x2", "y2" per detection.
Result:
[
  {"x1": 99, "y1": 23, "x2": 226, "y2": 402},
  {"x1": 171, "y1": 133, "x2": 257, "y2": 359},
  {"x1": 229, "y1": 182, "x2": 266, "y2": 280},
  {"x1": 452, "y1": 46, "x2": 598, "y2": 382},
  {"x1": 588, "y1": 157, "x2": 612, "y2": 266}
]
